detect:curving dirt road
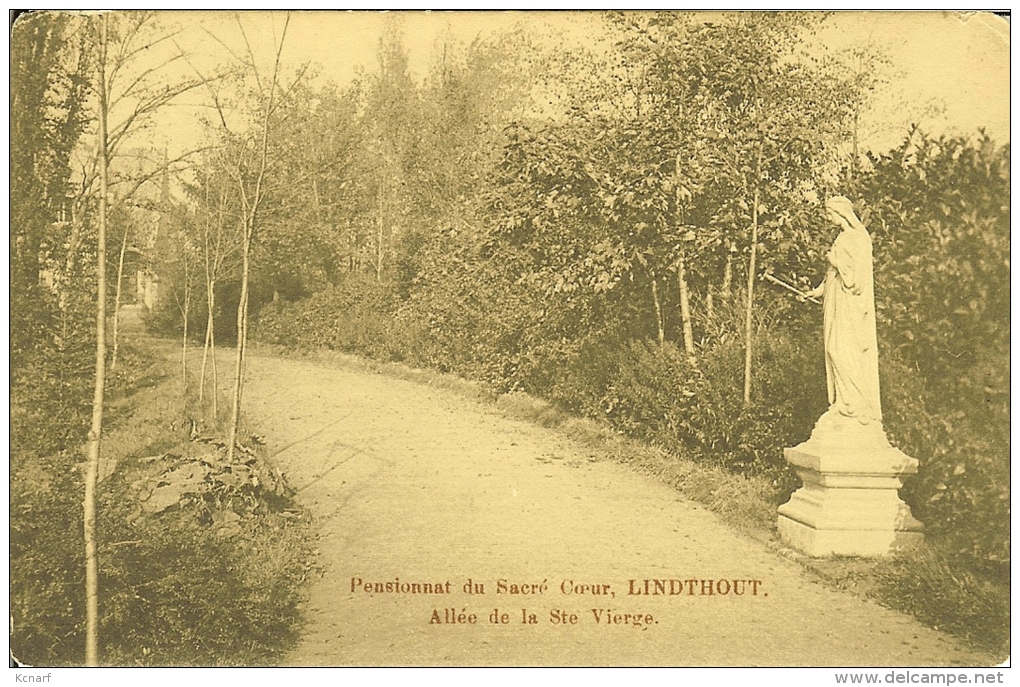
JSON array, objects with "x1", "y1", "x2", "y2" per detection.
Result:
[{"x1": 236, "y1": 351, "x2": 995, "y2": 667}]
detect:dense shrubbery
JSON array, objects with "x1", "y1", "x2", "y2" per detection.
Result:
[
  {"x1": 10, "y1": 278, "x2": 101, "y2": 665},
  {"x1": 10, "y1": 452, "x2": 88, "y2": 665},
  {"x1": 97, "y1": 498, "x2": 306, "y2": 666},
  {"x1": 395, "y1": 245, "x2": 553, "y2": 390},
  {"x1": 858, "y1": 133, "x2": 1010, "y2": 572},
  {"x1": 541, "y1": 324, "x2": 825, "y2": 482},
  {"x1": 10, "y1": 285, "x2": 95, "y2": 462},
  {"x1": 257, "y1": 275, "x2": 401, "y2": 358},
  {"x1": 871, "y1": 547, "x2": 1010, "y2": 653}
]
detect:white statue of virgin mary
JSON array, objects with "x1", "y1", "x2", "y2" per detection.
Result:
[{"x1": 807, "y1": 196, "x2": 882, "y2": 426}]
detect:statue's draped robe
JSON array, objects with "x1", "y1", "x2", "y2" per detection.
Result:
[{"x1": 822, "y1": 226, "x2": 882, "y2": 424}]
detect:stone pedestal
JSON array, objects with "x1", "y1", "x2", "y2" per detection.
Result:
[{"x1": 777, "y1": 411, "x2": 923, "y2": 557}]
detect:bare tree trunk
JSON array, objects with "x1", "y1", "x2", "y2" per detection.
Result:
[
  {"x1": 722, "y1": 242, "x2": 734, "y2": 301},
  {"x1": 181, "y1": 246, "x2": 190, "y2": 387},
  {"x1": 677, "y1": 255, "x2": 696, "y2": 363},
  {"x1": 228, "y1": 224, "x2": 250, "y2": 463},
  {"x1": 200, "y1": 280, "x2": 216, "y2": 413},
  {"x1": 742, "y1": 183, "x2": 760, "y2": 407},
  {"x1": 200, "y1": 281, "x2": 219, "y2": 419},
  {"x1": 650, "y1": 275, "x2": 665, "y2": 347},
  {"x1": 238, "y1": 271, "x2": 249, "y2": 406},
  {"x1": 198, "y1": 277, "x2": 218, "y2": 420},
  {"x1": 210, "y1": 285, "x2": 218, "y2": 419},
  {"x1": 226, "y1": 12, "x2": 291, "y2": 463},
  {"x1": 200, "y1": 306, "x2": 211, "y2": 406},
  {"x1": 673, "y1": 157, "x2": 695, "y2": 362},
  {"x1": 376, "y1": 177, "x2": 385, "y2": 282},
  {"x1": 181, "y1": 301, "x2": 189, "y2": 386},
  {"x1": 110, "y1": 226, "x2": 128, "y2": 370},
  {"x1": 851, "y1": 105, "x2": 860, "y2": 182},
  {"x1": 199, "y1": 176, "x2": 219, "y2": 418},
  {"x1": 83, "y1": 15, "x2": 108, "y2": 667}
]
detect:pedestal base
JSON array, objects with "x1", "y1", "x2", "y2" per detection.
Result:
[
  {"x1": 778, "y1": 513, "x2": 924, "y2": 557},
  {"x1": 777, "y1": 411, "x2": 924, "y2": 558}
]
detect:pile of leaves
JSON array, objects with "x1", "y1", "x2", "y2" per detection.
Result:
[
  {"x1": 128, "y1": 429, "x2": 295, "y2": 537},
  {"x1": 97, "y1": 425, "x2": 310, "y2": 667}
]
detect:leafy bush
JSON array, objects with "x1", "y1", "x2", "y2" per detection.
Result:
[
  {"x1": 856, "y1": 132, "x2": 1010, "y2": 570},
  {"x1": 530, "y1": 284, "x2": 823, "y2": 483},
  {"x1": 98, "y1": 505, "x2": 306, "y2": 666},
  {"x1": 10, "y1": 452, "x2": 88, "y2": 665},
  {"x1": 391, "y1": 235, "x2": 549, "y2": 392},
  {"x1": 882, "y1": 352, "x2": 1010, "y2": 573},
  {"x1": 10, "y1": 282, "x2": 99, "y2": 665},
  {"x1": 546, "y1": 329, "x2": 824, "y2": 485},
  {"x1": 11, "y1": 284, "x2": 95, "y2": 462},
  {"x1": 256, "y1": 275, "x2": 400, "y2": 359}
]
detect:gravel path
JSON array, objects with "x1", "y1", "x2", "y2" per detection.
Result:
[{"x1": 237, "y1": 352, "x2": 994, "y2": 667}]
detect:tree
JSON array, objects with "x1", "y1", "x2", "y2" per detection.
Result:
[
  {"x1": 11, "y1": 10, "x2": 92, "y2": 390},
  {"x1": 108, "y1": 207, "x2": 130, "y2": 371},
  {"x1": 484, "y1": 12, "x2": 861, "y2": 412},
  {"x1": 676, "y1": 13, "x2": 843, "y2": 405},
  {"x1": 822, "y1": 43, "x2": 891, "y2": 181},
  {"x1": 213, "y1": 13, "x2": 306, "y2": 463},
  {"x1": 82, "y1": 13, "x2": 111, "y2": 665},
  {"x1": 196, "y1": 168, "x2": 240, "y2": 419},
  {"x1": 12, "y1": 13, "x2": 89, "y2": 294},
  {"x1": 363, "y1": 20, "x2": 420, "y2": 282},
  {"x1": 250, "y1": 78, "x2": 365, "y2": 296},
  {"x1": 74, "y1": 11, "x2": 211, "y2": 664},
  {"x1": 170, "y1": 222, "x2": 195, "y2": 385}
]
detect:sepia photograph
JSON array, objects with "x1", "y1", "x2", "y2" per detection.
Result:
[{"x1": 9, "y1": 9, "x2": 1010, "y2": 675}]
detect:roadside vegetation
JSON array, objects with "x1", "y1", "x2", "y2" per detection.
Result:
[
  {"x1": 11, "y1": 336, "x2": 311, "y2": 666},
  {"x1": 12, "y1": 12, "x2": 312, "y2": 665},
  {"x1": 11, "y1": 338, "x2": 312, "y2": 666}
]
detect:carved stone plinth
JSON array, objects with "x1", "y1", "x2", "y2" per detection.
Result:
[{"x1": 777, "y1": 411, "x2": 924, "y2": 557}]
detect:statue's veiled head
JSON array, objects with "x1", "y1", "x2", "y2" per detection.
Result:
[{"x1": 825, "y1": 196, "x2": 865, "y2": 232}]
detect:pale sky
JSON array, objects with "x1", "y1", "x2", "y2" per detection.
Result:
[
  {"x1": 133, "y1": 11, "x2": 1010, "y2": 166},
  {"x1": 172, "y1": 11, "x2": 598, "y2": 85},
  {"x1": 813, "y1": 11, "x2": 1010, "y2": 150}
]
